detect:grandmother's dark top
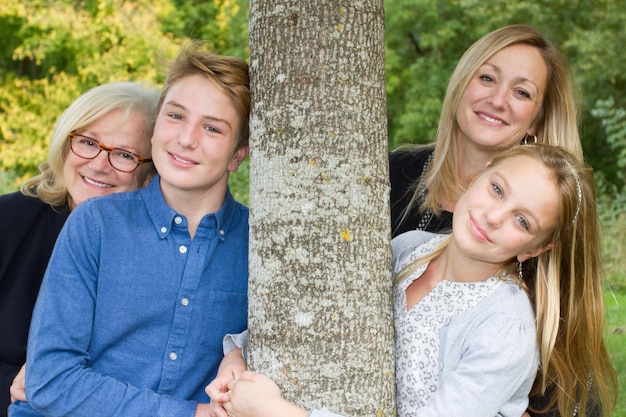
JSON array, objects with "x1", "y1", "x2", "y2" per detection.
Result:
[{"x1": 0, "y1": 191, "x2": 69, "y2": 416}]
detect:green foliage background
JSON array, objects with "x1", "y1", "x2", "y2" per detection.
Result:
[
  {"x1": 1, "y1": 0, "x2": 625, "y2": 195},
  {"x1": 0, "y1": 0, "x2": 249, "y2": 183},
  {"x1": 0, "y1": 0, "x2": 624, "y2": 412}
]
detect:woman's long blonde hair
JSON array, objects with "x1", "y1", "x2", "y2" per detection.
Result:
[
  {"x1": 21, "y1": 82, "x2": 159, "y2": 207},
  {"x1": 399, "y1": 25, "x2": 582, "y2": 229}
]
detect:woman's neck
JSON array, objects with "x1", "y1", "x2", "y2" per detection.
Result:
[{"x1": 456, "y1": 146, "x2": 493, "y2": 187}]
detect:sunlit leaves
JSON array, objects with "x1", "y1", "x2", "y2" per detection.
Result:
[{"x1": 0, "y1": 0, "x2": 181, "y2": 188}]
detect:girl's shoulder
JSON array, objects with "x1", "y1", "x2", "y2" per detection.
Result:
[{"x1": 392, "y1": 230, "x2": 446, "y2": 271}]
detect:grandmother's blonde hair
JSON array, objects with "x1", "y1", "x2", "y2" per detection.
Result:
[{"x1": 21, "y1": 82, "x2": 159, "y2": 207}]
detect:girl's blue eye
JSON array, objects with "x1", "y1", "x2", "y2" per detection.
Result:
[
  {"x1": 515, "y1": 215, "x2": 530, "y2": 231},
  {"x1": 491, "y1": 183, "x2": 503, "y2": 197}
]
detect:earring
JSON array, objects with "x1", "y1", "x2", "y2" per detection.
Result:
[
  {"x1": 522, "y1": 134, "x2": 538, "y2": 145},
  {"x1": 517, "y1": 261, "x2": 524, "y2": 287}
]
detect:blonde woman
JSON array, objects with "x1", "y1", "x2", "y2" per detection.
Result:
[
  {"x1": 388, "y1": 24, "x2": 614, "y2": 417},
  {"x1": 391, "y1": 24, "x2": 582, "y2": 237},
  {"x1": 10, "y1": 43, "x2": 250, "y2": 417}
]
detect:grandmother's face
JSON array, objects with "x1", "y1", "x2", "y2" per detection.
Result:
[{"x1": 63, "y1": 109, "x2": 152, "y2": 209}]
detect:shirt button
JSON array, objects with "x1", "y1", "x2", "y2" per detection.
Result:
[
  {"x1": 219, "y1": 229, "x2": 225, "y2": 236},
  {"x1": 169, "y1": 352, "x2": 177, "y2": 361},
  {"x1": 160, "y1": 227, "x2": 167, "y2": 233},
  {"x1": 174, "y1": 216, "x2": 183, "y2": 224},
  {"x1": 179, "y1": 246, "x2": 187, "y2": 254},
  {"x1": 181, "y1": 298, "x2": 189, "y2": 306}
]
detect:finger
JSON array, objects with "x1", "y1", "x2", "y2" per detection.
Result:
[
  {"x1": 238, "y1": 370, "x2": 257, "y2": 381},
  {"x1": 211, "y1": 404, "x2": 230, "y2": 417},
  {"x1": 205, "y1": 385, "x2": 230, "y2": 403},
  {"x1": 223, "y1": 401, "x2": 233, "y2": 413},
  {"x1": 9, "y1": 386, "x2": 26, "y2": 403}
]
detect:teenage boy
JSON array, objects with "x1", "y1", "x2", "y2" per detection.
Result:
[{"x1": 9, "y1": 42, "x2": 250, "y2": 417}]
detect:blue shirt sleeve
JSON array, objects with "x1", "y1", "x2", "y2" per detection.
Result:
[{"x1": 20, "y1": 203, "x2": 197, "y2": 417}]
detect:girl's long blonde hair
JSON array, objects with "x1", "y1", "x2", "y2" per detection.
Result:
[{"x1": 397, "y1": 144, "x2": 617, "y2": 417}]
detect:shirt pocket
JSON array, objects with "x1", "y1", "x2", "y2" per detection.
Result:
[{"x1": 199, "y1": 290, "x2": 248, "y2": 348}]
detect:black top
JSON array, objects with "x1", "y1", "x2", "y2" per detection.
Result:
[
  {"x1": 389, "y1": 146, "x2": 453, "y2": 237},
  {"x1": 0, "y1": 191, "x2": 69, "y2": 416}
]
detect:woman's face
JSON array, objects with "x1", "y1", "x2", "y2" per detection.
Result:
[
  {"x1": 63, "y1": 109, "x2": 152, "y2": 209},
  {"x1": 455, "y1": 44, "x2": 548, "y2": 153}
]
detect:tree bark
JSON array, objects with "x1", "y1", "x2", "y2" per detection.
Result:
[{"x1": 247, "y1": 1, "x2": 394, "y2": 416}]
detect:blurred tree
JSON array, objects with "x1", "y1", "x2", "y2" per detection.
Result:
[{"x1": 160, "y1": 0, "x2": 249, "y2": 59}]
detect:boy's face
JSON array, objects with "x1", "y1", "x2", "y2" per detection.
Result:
[{"x1": 151, "y1": 74, "x2": 247, "y2": 202}]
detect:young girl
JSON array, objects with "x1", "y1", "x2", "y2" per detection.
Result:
[{"x1": 211, "y1": 144, "x2": 616, "y2": 417}]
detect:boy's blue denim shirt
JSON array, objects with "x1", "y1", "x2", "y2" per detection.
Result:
[{"x1": 10, "y1": 175, "x2": 248, "y2": 417}]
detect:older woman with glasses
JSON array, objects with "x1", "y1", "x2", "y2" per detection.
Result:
[{"x1": 0, "y1": 81, "x2": 158, "y2": 417}]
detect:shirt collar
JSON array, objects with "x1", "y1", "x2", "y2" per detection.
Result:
[{"x1": 143, "y1": 175, "x2": 238, "y2": 242}]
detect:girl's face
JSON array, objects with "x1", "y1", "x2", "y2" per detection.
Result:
[
  {"x1": 452, "y1": 154, "x2": 558, "y2": 266},
  {"x1": 150, "y1": 74, "x2": 247, "y2": 205},
  {"x1": 456, "y1": 44, "x2": 548, "y2": 153},
  {"x1": 63, "y1": 109, "x2": 152, "y2": 210}
]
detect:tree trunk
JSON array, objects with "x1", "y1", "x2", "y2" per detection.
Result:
[{"x1": 247, "y1": 1, "x2": 394, "y2": 416}]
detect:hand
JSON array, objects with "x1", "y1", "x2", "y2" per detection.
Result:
[
  {"x1": 10, "y1": 364, "x2": 27, "y2": 403},
  {"x1": 223, "y1": 371, "x2": 307, "y2": 417},
  {"x1": 195, "y1": 403, "x2": 211, "y2": 417},
  {"x1": 205, "y1": 349, "x2": 247, "y2": 417}
]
